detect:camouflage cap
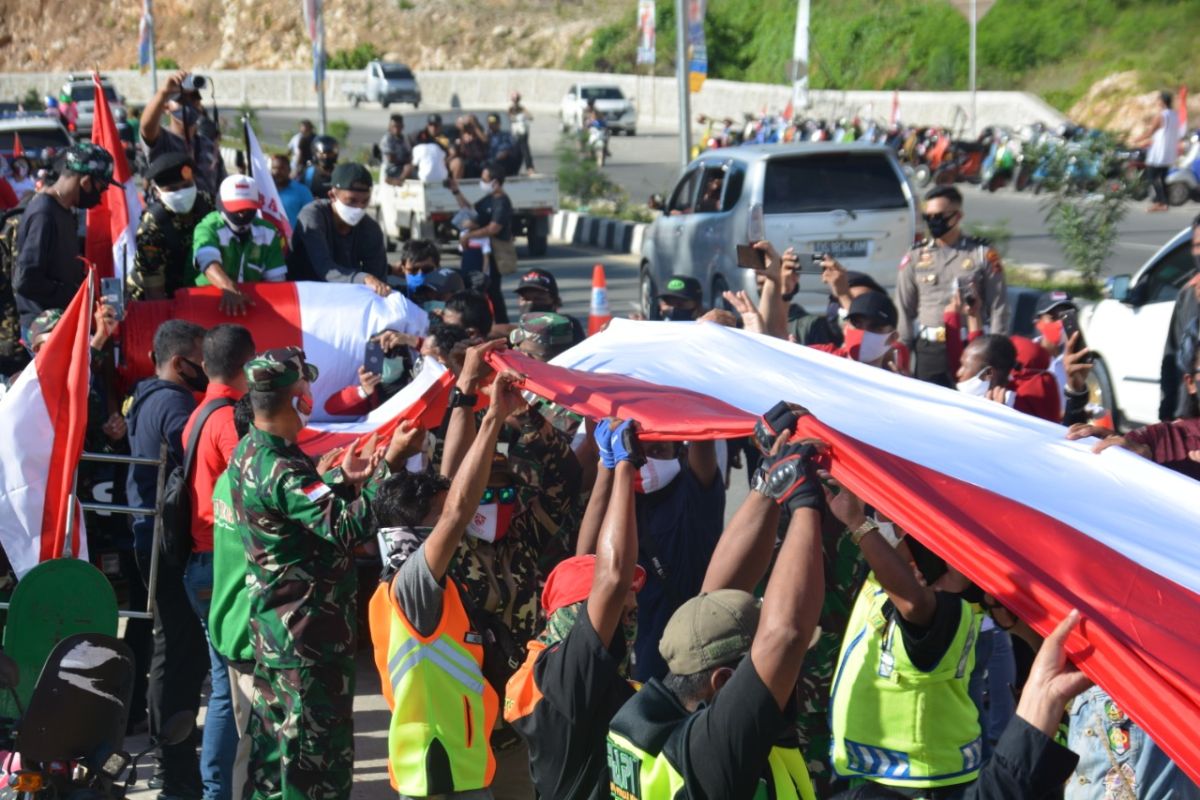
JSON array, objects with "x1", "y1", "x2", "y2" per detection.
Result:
[
  {"x1": 27, "y1": 309, "x2": 64, "y2": 342},
  {"x1": 510, "y1": 312, "x2": 574, "y2": 353},
  {"x1": 63, "y1": 142, "x2": 120, "y2": 186},
  {"x1": 244, "y1": 346, "x2": 319, "y2": 392}
]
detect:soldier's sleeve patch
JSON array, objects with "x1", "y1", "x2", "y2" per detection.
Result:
[{"x1": 301, "y1": 480, "x2": 332, "y2": 502}]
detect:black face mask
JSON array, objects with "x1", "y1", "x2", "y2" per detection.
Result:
[
  {"x1": 180, "y1": 358, "x2": 209, "y2": 393},
  {"x1": 171, "y1": 105, "x2": 202, "y2": 129},
  {"x1": 518, "y1": 298, "x2": 556, "y2": 315},
  {"x1": 924, "y1": 212, "x2": 957, "y2": 240},
  {"x1": 665, "y1": 306, "x2": 694, "y2": 322},
  {"x1": 317, "y1": 156, "x2": 338, "y2": 171},
  {"x1": 77, "y1": 180, "x2": 104, "y2": 209}
]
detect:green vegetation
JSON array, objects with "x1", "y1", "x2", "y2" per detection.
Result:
[
  {"x1": 556, "y1": 134, "x2": 656, "y2": 222},
  {"x1": 570, "y1": 0, "x2": 1200, "y2": 110},
  {"x1": 327, "y1": 43, "x2": 383, "y2": 71},
  {"x1": 327, "y1": 119, "x2": 352, "y2": 143}
]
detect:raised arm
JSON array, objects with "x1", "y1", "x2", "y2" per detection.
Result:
[
  {"x1": 575, "y1": 419, "x2": 615, "y2": 556},
  {"x1": 755, "y1": 241, "x2": 790, "y2": 339},
  {"x1": 140, "y1": 70, "x2": 186, "y2": 147},
  {"x1": 440, "y1": 339, "x2": 506, "y2": 477},
  {"x1": 586, "y1": 419, "x2": 643, "y2": 646}
]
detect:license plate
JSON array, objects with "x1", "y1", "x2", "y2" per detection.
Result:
[{"x1": 811, "y1": 239, "x2": 870, "y2": 259}]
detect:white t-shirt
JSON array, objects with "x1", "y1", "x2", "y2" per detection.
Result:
[
  {"x1": 413, "y1": 142, "x2": 448, "y2": 183},
  {"x1": 1147, "y1": 109, "x2": 1180, "y2": 167}
]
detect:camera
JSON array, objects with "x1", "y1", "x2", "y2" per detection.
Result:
[{"x1": 181, "y1": 74, "x2": 206, "y2": 93}]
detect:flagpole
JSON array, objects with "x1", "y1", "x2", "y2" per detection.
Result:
[
  {"x1": 674, "y1": 0, "x2": 690, "y2": 168},
  {"x1": 148, "y1": 0, "x2": 158, "y2": 93},
  {"x1": 315, "y1": 0, "x2": 327, "y2": 135}
]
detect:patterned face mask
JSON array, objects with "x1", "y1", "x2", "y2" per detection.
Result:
[{"x1": 538, "y1": 600, "x2": 638, "y2": 678}]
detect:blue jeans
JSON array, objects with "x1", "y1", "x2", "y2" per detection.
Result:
[
  {"x1": 183, "y1": 552, "x2": 239, "y2": 800},
  {"x1": 968, "y1": 627, "x2": 1016, "y2": 762}
]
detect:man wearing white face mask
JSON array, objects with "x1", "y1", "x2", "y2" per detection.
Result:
[
  {"x1": 810, "y1": 291, "x2": 906, "y2": 371},
  {"x1": 287, "y1": 162, "x2": 391, "y2": 296},
  {"x1": 132, "y1": 152, "x2": 216, "y2": 300},
  {"x1": 956, "y1": 334, "x2": 1019, "y2": 407}
]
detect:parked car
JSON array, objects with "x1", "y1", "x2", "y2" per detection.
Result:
[
  {"x1": 343, "y1": 61, "x2": 421, "y2": 109},
  {"x1": 560, "y1": 84, "x2": 636, "y2": 136},
  {"x1": 60, "y1": 75, "x2": 125, "y2": 136},
  {"x1": 639, "y1": 143, "x2": 917, "y2": 317},
  {"x1": 1079, "y1": 226, "x2": 1196, "y2": 428},
  {"x1": 0, "y1": 113, "x2": 74, "y2": 161}
]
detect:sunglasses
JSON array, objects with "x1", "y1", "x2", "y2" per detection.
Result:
[{"x1": 481, "y1": 486, "x2": 516, "y2": 505}]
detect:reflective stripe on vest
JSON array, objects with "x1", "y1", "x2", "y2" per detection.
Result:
[
  {"x1": 829, "y1": 575, "x2": 983, "y2": 789},
  {"x1": 367, "y1": 575, "x2": 498, "y2": 796}
]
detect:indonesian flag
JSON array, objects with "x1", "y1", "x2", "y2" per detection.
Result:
[
  {"x1": 85, "y1": 72, "x2": 141, "y2": 283},
  {"x1": 119, "y1": 281, "x2": 429, "y2": 425},
  {"x1": 11, "y1": 132, "x2": 24, "y2": 159},
  {"x1": 1180, "y1": 86, "x2": 1189, "y2": 138},
  {"x1": 244, "y1": 119, "x2": 292, "y2": 244},
  {"x1": 0, "y1": 272, "x2": 93, "y2": 577},
  {"x1": 499, "y1": 319, "x2": 1200, "y2": 784}
]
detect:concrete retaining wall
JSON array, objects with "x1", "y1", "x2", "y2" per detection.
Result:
[{"x1": 0, "y1": 68, "x2": 1065, "y2": 131}]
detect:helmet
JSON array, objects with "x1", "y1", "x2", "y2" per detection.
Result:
[{"x1": 313, "y1": 135, "x2": 339, "y2": 155}]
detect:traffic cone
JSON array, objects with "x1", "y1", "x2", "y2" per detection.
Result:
[{"x1": 588, "y1": 264, "x2": 612, "y2": 336}]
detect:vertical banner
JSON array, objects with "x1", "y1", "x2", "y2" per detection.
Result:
[
  {"x1": 137, "y1": 0, "x2": 153, "y2": 72},
  {"x1": 636, "y1": 0, "x2": 657, "y2": 66},
  {"x1": 244, "y1": 119, "x2": 293, "y2": 245},
  {"x1": 686, "y1": 0, "x2": 707, "y2": 93},
  {"x1": 302, "y1": 0, "x2": 324, "y2": 89}
]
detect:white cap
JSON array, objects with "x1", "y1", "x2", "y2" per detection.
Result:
[{"x1": 219, "y1": 174, "x2": 260, "y2": 212}]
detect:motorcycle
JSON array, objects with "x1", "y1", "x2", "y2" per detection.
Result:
[
  {"x1": 1165, "y1": 130, "x2": 1200, "y2": 206},
  {"x1": 980, "y1": 129, "x2": 1019, "y2": 192},
  {"x1": 1111, "y1": 146, "x2": 1149, "y2": 201},
  {"x1": 0, "y1": 634, "x2": 193, "y2": 799},
  {"x1": 587, "y1": 124, "x2": 610, "y2": 168}
]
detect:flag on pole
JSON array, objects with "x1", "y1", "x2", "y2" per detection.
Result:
[
  {"x1": 0, "y1": 271, "x2": 93, "y2": 577},
  {"x1": 11, "y1": 133, "x2": 24, "y2": 159},
  {"x1": 138, "y1": 0, "x2": 153, "y2": 72},
  {"x1": 85, "y1": 72, "x2": 141, "y2": 283},
  {"x1": 890, "y1": 90, "x2": 900, "y2": 126},
  {"x1": 635, "y1": 0, "x2": 656, "y2": 66},
  {"x1": 686, "y1": 0, "x2": 707, "y2": 93},
  {"x1": 243, "y1": 119, "x2": 293, "y2": 244},
  {"x1": 1179, "y1": 86, "x2": 1189, "y2": 138},
  {"x1": 302, "y1": 0, "x2": 325, "y2": 89}
]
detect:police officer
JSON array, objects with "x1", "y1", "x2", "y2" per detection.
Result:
[
  {"x1": 131, "y1": 152, "x2": 215, "y2": 300},
  {"x1": 226, "y1": 347, "x2": 421, "y2": 800},
  {"x1": 896, "y1": 186, "x2": 1009, "y2": 386}
]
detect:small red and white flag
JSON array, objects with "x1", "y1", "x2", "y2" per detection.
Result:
[
  {"x1": 1179, "y1": 86, "x2": 1189, "y2": 138},
  {"x1": 11, "y1": 132, "x2": 24, "y2": 159},
  {"x1": 244, "y1": 119, "x2": 292, "y2": 245},
  {"x1": 85, "y1": 71, "x2": 141, "y2": 283},
  {"x1": 301, "y1": 481, "x2": 332, "y2": 502},
  {"x1": 0, "y1": 272, "x2": 93, "y2": 577},
  {"x1": 890, "y1": 90, "x2": 900, "y2": 126}
]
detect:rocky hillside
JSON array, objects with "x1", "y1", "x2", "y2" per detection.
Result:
[{"x1": 0, "y1": 0, "x2": 616, "y2": 72}]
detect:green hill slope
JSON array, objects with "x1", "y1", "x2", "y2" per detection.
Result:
[{"x1": 568, "y1": 0, "x2": 1200, "y2": 110}]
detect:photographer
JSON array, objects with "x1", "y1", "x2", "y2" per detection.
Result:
[{"x1": 140, "y1": 71, "x2": 226, "y2": 197}]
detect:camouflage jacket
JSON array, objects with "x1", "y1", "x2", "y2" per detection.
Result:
[
  {"x1": 129, "y1": 192, "x2": 215, "y2": 300},
  {"x1": 227, "y1": 427, "x2": 389, "y2": 667}
]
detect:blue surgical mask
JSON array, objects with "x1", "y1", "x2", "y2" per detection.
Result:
[
  {"x1": 406, "y1": 272, "x2": 427, "y2": 292},
  {"x1": 421, "y1": 300, "x2": 446, "y2": 312}
]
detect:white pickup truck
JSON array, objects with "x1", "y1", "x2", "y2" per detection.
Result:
[{"x1": 372, "y1": 176, "x2": 559, "y2": 256}]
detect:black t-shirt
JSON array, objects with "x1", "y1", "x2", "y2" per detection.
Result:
[
  {"x1": 884, "y1": 591, "x2": 964, "y2": 673},
  {"x1": 512, "y1": 606, "x2": 635, "y2": 800},
  {"x1": 13, "y1": 192, "x2": 83, "y2": 330},
  {"x1": 474, "y1": 193, "x2": 514, "y2": 242}
]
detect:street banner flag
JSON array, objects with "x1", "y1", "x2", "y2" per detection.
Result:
[
  {"x1": 493, "y1": 318, "x2": 1200, "y2": 785},
  {"x1": 686, "y1": 0, "x2": 707, "y2": 93},
  {"x1": 0, "y1": 272, "x2": 93, "y2": 577},
  {"x1": 243, "y1": 119, "x2": 293, "y2": 244},
  {"x1": 85, "y1": 72, "x2": 141, "y2": 282},
  {"x1": 1179, "y1": 86, "x2": 1189, "y2": 138},
  {"x1": 138, "y1": 0, "x2": 153, "y2": 71},
  {"x1": 636, "y1": 0, "x2": 656, "y2": 66}
]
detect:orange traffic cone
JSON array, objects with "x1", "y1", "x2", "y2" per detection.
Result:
[{"x1": 588, "y1": 264, "x2": 612, "y2": 336}]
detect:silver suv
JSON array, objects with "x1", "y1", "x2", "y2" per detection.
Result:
[
  {"x1": 640, "y1": 143, "x2": 917, "y2": 315},
  {"x1": 61, "y1": 75, "x2": 126, "y2": 136}
]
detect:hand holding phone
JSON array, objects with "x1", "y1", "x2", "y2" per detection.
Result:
[
  {"x1": 736, "y1": 243, "x2": 765, "y2": 270},
  {"x1": 364, "y1": 340, "x2": 387, "y2": 375},
  {"x1": 1058, "y1": 308, "x2": 1091, "y2": 361}
]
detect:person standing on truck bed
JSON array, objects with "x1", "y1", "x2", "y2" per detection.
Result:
[
  {"x1": 286, "y1": 163, "x2": 392, "y2": 296},
  {"x1": 380, "y1": 114, "x2": 414, "y2": 186},
  {"x1": 448, "y1": 164, "x2": 514, "y2": 324}
]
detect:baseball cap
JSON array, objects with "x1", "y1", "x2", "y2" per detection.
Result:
[
  {"x1": 331, "y1": 162, "x2": 373, "y2": 192},
  {"x1": 846, "y1": 291, "x2": 898, "y2": 329},
  {"x1": 146, "y1": 152, "x2": 194, "y2": 186},
  {"x1": 244, "y1": 347, "x2": 319, "y2": 392},
  {"x1": 846, "y1": 271, "x2": 886, "y2": 295},
  {"x1": 426, "y1": 113, "x2": 443, "y2": 126},
  {"x1": 659, "y1": 589, "x2": 760, "y2": 675},
  {"x1": 422, "y1": 267, "x2": 466, "y2": 296},
  {"x1": 516, "y1": 268, "x2": 558, "y2": 296},
  {"x1": 219, "y1": 174, "x2": 260, "y2": 212},
  {"x1": 510, "y1": 312, "x2": 575, "y2": 359},
  {"x1": 541, "y1": 555, "x2": 647, "y2": 617},
  {"x1": 1035, "y1": 290, "x2": 1076, "y2": 317},
  {"x1": 63, "y1": 142, "x2": 120, "y2": 187},
  {"x1": 658, "y1": 275, "x2": 703, "y2": 305}
]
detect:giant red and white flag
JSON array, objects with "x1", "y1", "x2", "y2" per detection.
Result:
[
  {"x1": 244, "y1": 120, "x2": 292, "y2": 244},
  {"x1": 0, "y1": 273, "x2": 93, "y2": 577},
  {"x1": 85, "y1": 72, "x2": 141, "y2": 282},
  {"x1": 513, "y1": 318, "x2": 1200, "y2": 784}
]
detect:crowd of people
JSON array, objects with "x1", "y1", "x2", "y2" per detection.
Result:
[{"x1": 2, "y1": 69, "x2": 1200, "y2": 800}]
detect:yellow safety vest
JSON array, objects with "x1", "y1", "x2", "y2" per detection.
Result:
[{"x1": 829, "y1": 575, "x2": 983, "y2": 789}]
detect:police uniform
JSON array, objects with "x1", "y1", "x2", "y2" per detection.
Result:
[
  {"x1": 226, "y1": 348, "x2": 391, "y2": 800},
  {"x1": 895, "y1": 236, "x2": 1009, "y2": 386}
]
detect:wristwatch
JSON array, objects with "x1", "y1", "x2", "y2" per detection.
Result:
[
  {"x1": 448, "y1": 386, "x2": 477, "y2": 409},
  {"x1": 850, "y1": 519, "x2": 878, "y2": 546}
]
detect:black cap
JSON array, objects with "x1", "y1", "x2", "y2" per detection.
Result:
[
  {"x1": 658, "y1": 275, "x2": 703, "y2": 305},
  {"x1": 846, "y1": 271, "x2": 886, "y2": 295},
  {"x1": 423, "y1": 268, "x2": 466, "y2": 296},
  {"x1": 426, "y1": 113, "x2": 443, "y2": 126},
  {"x1": 330, "y1": 163, "x2": 372, "y2": 192},
  {"x1": 516, "y1": 268, "x2": 558, "y2": 295},
  {"x1": 846, "y1": 291, "x2": 898, "y2": 328},
  {"x1": 145, "y1": 151, "x2": 194, "y2": 186},
  {"x1": 1035, "y1": 290, "x2": 1076, "y2": 317}
]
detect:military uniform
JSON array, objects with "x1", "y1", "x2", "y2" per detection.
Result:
[
  {"x1": 226, "y1": 349, "x2": 391, "y2": 800},
  {"x1": 129, "y1": 191, "x2": 215, "y2": 300},
  {"x1": 509, "y1": 312, "x2": 584, "y2": 437},
  {"x1": 0, "y1": 206, "x2": 29, "y2": 376},
  {"x1": 895, "y1": 236, "x2": 1009, "y2": 386}
]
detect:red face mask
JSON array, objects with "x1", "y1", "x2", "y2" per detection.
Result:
[{"x1": 1036, "y1": 319, "x2": 1063, "y2": 346}]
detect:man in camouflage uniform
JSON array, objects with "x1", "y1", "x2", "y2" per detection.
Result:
[
  {"x1": 227, "y1": 347, "x2": 416, "y2": 800},
  {"x1": 508, "y1": 311, "x2": 584, "y2": 437},
  {"x1": 0, "y1": 204, "x2": 29, "y2": 377},
  {"x1": 131, "y1": 152, "x2": 215, "y2": 300},
  {"x1": 896, "y1": 185, "x2": 1009, "y2": 386}
]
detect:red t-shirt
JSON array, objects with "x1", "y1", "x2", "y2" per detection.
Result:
[
  {"x1": 1125, "y1": 417, "x2": 1200, "y2": 481},
  {"x1": 0, "y1": 180, "x2": 18, "y2": 211},
  {"x1": 182, "y1": 383, "x2": 243, "y2": 553}
]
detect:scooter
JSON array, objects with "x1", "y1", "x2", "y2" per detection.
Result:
[
  {"x1": 1165, "y1": 130, "x2": 1200, "y2": 206},
  {"x1": 980, "y1": 129, "x2": 1018, "y2": 192},
  {"x1": 587, "y1": 124, "x2": 610, "y2": 168}
]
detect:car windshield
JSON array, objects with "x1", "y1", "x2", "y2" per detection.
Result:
[
  {"x1": 580, "y1": 87, "x2": 624, "y2": 101},
  {"x1": 68, "y1": 85, "x2": 118, "y2": 103},
  {"x1": 763, "y1": 152, "x2": 908, "y2": 213},
  {"x1": 381, "y1": 66, "x2": 413, "y2": 80},
  {"x1": 0, "y1": 127, "x2": 72, "y2": 153}
]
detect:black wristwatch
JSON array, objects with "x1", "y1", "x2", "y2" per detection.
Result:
[{"x1": 448, "y1": 386, "x2": 478, "y2": 409}]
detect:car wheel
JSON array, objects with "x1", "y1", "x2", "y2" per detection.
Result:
[
  {"x1": 381, "y1": 100, "x2": 390, "y2": 109},
  {"x1": 1087, "y1": 356, "x2": 1122, "y2": 431},
  {"x1": 640, "y1": 267, "x2": 658, "y2": 320},
  {"x1": 712, "y1": 273, "x2": 732, "y2": 312},
  {"x1": 1167, "y1": 182, "x2": 1191, "y2": 207},
  {"x1": 526, "y1": 233, "x2": 548, "y2": 258},
  {"x1": 913, "y1": 164, "x2": 931, "y2": 187}
]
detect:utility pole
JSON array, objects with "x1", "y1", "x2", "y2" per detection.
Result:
[
  {"x1": 792, "y1": 0, "x2": 810, "y2": 111},
  {"x1": 675, "y1": 0, "x2": 690, "y2": 167},
  {"x1": 316, "y1": 0, "x2": 328, "y2": 135}
]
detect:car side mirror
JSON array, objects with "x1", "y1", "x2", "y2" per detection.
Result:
[{"x1": 1105, "y1": 274, "x2": 1132, "y2": 304}]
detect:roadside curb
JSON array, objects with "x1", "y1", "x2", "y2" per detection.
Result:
[{"x1": 550, "y1": 211, "x2": 649, "y2": 255}]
